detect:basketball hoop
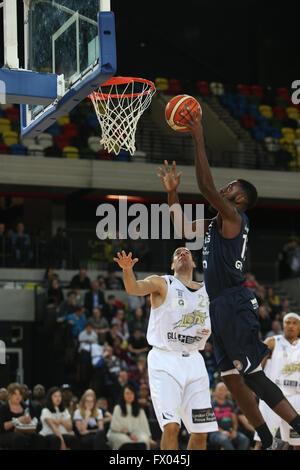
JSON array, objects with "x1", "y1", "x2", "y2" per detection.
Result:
[{"x1": 89, "y1": 76, "x2": 156, "y2": 156}]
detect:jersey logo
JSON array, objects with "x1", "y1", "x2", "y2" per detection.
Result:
[{"x1": 244, "y1": 356, "x2": 252, "y2": 373}]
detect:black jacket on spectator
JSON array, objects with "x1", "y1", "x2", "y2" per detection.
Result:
[
  {"x1": 102, "y1": 304, "x2": 118, "y2": 323},
  {"x1": 70, "y1": 274, "x2": 91, "y2": 290},
  {"x1": 84, "y1": 290, "x2": 106, "y2": 316}
]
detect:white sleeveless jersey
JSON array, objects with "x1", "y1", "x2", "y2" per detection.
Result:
[
  {"x1": 266, "y1": 335, "x2": 300, "y2": 396},
  {"x1": 146, "y1": 275, "x2": 211, "y2": 352}
]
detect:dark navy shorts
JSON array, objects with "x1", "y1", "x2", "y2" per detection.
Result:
[{"x1": 209, "y1": 286, "x2": 270, "y2": 375}]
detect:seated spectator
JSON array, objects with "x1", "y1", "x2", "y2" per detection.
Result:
[
  {"x1": 128, "y1": 307, "x2": 148, "y2": 336},
  {"x1": 50, "y1": 227, "x2": 70, "y2": 269},
  {"x1": 208, "y1": 382, "x2": 250, "y2": 450},
  {"x1": 137, "y1": 383, "x2": 155, "y2": 420},
  {"x1": 89, "y1": 307, "x2": 110, "y2": 343},
  {"x1": 127, "y1": 327, "x2": 150, "y2": 362},
  {"x1": 0, "y1": 387, "x2": 8, "y2": 405},
  {"x1": 59, "y1": 290, "x2": 78, "y2": 317},
  {"x1": 97, "y1": 397, "x2": 112, "y2": 433},
  {"x1": 102, "y1": 294, "x2": 118, "y2": 323},
  {"x1": 73, "y1": 389, "x2": 106, "y2": 450},
  {"x1": 107, "y1": 385, "x2": 153, "y2": 450},
  {"x1": 106, "y1": 269, "x2": 124, "y2": 290},
  {"x1": 128, "y1": 293, "x2": 145, "y2": 313},
  {"x1": 277, "y1": 298, "x2": 292, "y2": 319},
  {"x1": 105, "y1": 320, "x2": 121, "y2": 347},
  {"x1": 235, "y1": 405, "x2": 256, "y2": 449},
  {"x1": 0, "y1": 382, "x2": 45, "y2": 450},
  {"x1": 201, "y1": 341, "x2": 218, "y2": 389},
  {"x1": 47, "y1": 278, "x2": 64, "y2": 308},
  {"x1": 12, "y1": 222, "x2": 33, "y2": 267},
  {"x1": 113, "y1": 308, "x2": 130, "y2": 343},
  {"x1": 32, "y1": 384, "x2": 46, "y2": 409},
  {"x1": 20, "y1": 384, "x2": 42, "y2": 423},
  {"x1": 113, "y1": 334, "x2": 132, "y2": 367},
  {"x1": 39, "y1": 386, "x2": 80, "y2": 450},
  {"x1": 58, "y1": 304, "x2": 87, "y2": 340},
  {"x1": 70, "y1": 267, "x2": 91, "y2": 290},
  {"x1": 97, "y1": 275, "x2": 107, "y2": 291},
  {"x1": 130, "y1": 355, "x2": 149, "y2": 387},
  {"x1": 61, "y1": 384, "x2": 77, "y2": 419},
  {"x1": 84, "y1": 280, "x2": 106, "y2": 317},
  {"x1": 266, "y1": 287, "x2": 281, "y2": 317},
  {"x1": 264, "y1": 319, "x2": 283, "y2": 339},
  {"x1": 258, "y1": 305, "x2": 272, "y2": 339},
  {"x1": 78, "y1": 321, "x2": 98, "y2": 389},
  {"x1": 103, "y1": 345, "x2": 123, "y2": 386},
  {"x1": 43, "y1": 267, "x2": 55, "y2": 288},
  {"x1": 78, "y1": 321, "x2": 98, "y2": 353},
  {"x1": 280, "y1": 236, "x2": 300, "y2": 278},
  {"x1": 129, "y1": 226, "x2": 151, "y2": 271}
]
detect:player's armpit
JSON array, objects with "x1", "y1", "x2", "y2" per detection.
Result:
[{"x1": 133, "y1": 275, "x2": 167, "y2": 296}]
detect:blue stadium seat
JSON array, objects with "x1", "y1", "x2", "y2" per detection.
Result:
[{"x1": 9, "y1": 143, "x2": 27, "y2": 155}]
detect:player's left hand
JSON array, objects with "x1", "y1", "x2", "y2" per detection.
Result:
[{"x1": 113, "y1": 250, "x2": 139, "y2": 270}]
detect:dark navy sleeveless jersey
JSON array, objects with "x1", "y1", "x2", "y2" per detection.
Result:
[{"x1": 202, "y1": 210, "x2": 249, "y2": 300}]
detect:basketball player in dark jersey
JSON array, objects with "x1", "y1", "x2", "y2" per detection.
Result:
[{"x1": 157, "y1": 108, "x2": 300, "y2": 450}]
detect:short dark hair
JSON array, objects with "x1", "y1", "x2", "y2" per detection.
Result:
[{"x1": 237, "y1": 179, "x2": 258, "y2": 210}]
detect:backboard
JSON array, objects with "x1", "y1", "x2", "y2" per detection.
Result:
[{"x1": 0, "y1": 0, "x2": 116, "y2": 137}]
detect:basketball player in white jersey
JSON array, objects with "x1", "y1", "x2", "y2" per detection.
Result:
[
  {"x1": 254, "y1": 312, "x2": 300, "y2": 450},
  {"x1": 113, "y1": 248, "x2": 218, "y2": 450}
]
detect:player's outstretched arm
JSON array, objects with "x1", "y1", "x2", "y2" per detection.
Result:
[
  {"x1": 113, "y1": 251, "x2": 165, "y2": 296},
  {"x1": 157, "y1": 159, "x2": 211, "y2": 237},
  {"x1": 182, "y1": 108, "x2": 241, "y2": 229}
]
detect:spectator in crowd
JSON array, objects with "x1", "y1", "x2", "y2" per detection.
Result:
[
  {"x1": 266, "y1": 287, "x2": 281, "y2": 317},
  {"x1": 43, "y1": 267, "x2": 55, "y2": 288},
  {"x1": 0, "y1": 382, "x2": 45, "y2": 450},
  {"x1": 279, "y1": 236, "x2": 300, "y2": 279},
  {"x1": 106, "y1": 269, "x2": 124, "y2": 290},
  {"x1": 97, "y1": 275, "x2": 107, "y2": 291},
  {"x1": 129, "y1": 226, "x2": 151, "y2": 271},
  {"x1": 130, "y1": 355, "x2": 149, "y2": 388},
  {"x1": 39, "y1": 386, "x2": 80, "y2": 450},
  {"x1": 127, "y1": 293, "x2": 145, "y2": 313},
  {"x1": 32, "y1": 384, "x2": 46, "y2": 408},
  {"x1": 84, "y1": 280, "x2": 106, "y2": 317},
  {"x1": 70, "y1": 268, "x2": 91, "y2": 290},
  {"x1": 127, "y1": 327, "x2": 150, "y2": 362},
  {"x1": 277, "y1": 298, "x2": 292, "y2": 319},
  {"x1": 258, "y1": 305, "x2": 272, "y2": 339},
  {"x1": 50, "y1": 227, "x2": 70, "y2": 269},
  {"x1": 58, "y1": 304, "x2": 87, "y2": 340},
  {"x1": 201, "y1": 341, "x2": 218, "y2": 390},
  {"x1": 20, "y1": 384, "x2": 42, "y2": 422},
  {"x1": 61, "y1": 384, "x2": 77, "y2": 419},
  {"x1": 12, "y1": 222, "x2": 33, "y2": 267},
  {"x1": 102, "y1": 294, "x2": 118, "y2": 323},
  {"x1": 89, "y1": 307, "x2": 110, "y2": 343},
  {"x1": 105, "y1": 320, "x2": 121, "y2": 347},
  {"x1": 0, "y1": 222, "x2": 12, "y2": 267},
  {"x1": 36, "y1": 228, "x2": 49, "y2": 268},
  {"x1": 113, "y1": 308, "x2": 130, "y2": 343},
  {"x1": 47, "y1": 278, "x2": 64, "y2": 308},
  {"x1": 77, "y1": 321, "x2": 98, "y2": 391},
  {"x1": 128, "y1": 307, "x2": 148, "y2": 337},
  {"x1": 97, "y1": 397, "x2": 112, "y2": 434},
  {"x1": 0, "y1": 388, "x2": 8, "y2": 405},
  {"x1": 103, "y1": 345, "x2": 123, "y2": 400},
  {"x1": 78, "y1": 321, "x2": 98, "y2": 353},
  {"x1": 73, "y1": 389, "x2": 106, "y2": 450},
  {"x1": 264, "y1": 320, "x2": 283, "y2": 339},
  {"x1": 59, "y1": 290, "x2": 78, "y2": 317},
  {"x1": 113, "y1": 334, "x2": 132, "y2": 367},
  {"x1": 208, "y1": 382, "x2": 250, "y2": 450},
  {"x1": 137, "y1": 383, "x2": 156, "y2": 420},
  {"x1": 107, "y1": 385, "x2": 153, "y2": 450}
]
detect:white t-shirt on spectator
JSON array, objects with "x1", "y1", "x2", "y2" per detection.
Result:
[
  {"x1": 73, "y1": 408, "x2": 103, "y2": 429},
  {"x1": 39, "y1": 407, "x2": 72, "y2": 436},
  {"x1": 78, "y1": 329, "x2": 98, "y2": 352}
]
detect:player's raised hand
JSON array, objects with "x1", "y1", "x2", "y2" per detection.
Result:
[
  {"x1": 113, "y1": 251, "x2": 139, "y2": 270},
  {"x1": 157, "y1": 160, "x2": 182, "y2": 193},
  {"x1": 179, "y1": 106, "x2": 203, "y2": 139}
]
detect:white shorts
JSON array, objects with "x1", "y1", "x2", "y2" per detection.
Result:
[
  {"x1": 254, "y1": 394, "x2": 300, "y2": 446},
  {"x1": 147, "y1": 347, "x2": 218, "y2": 434}
]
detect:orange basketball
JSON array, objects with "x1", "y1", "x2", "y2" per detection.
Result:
[{"x1": 165, "y1": 94, "x2": 202, "y2": 132}]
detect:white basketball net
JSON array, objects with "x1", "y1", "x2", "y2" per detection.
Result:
[{"x1": 89, "y1": 78, "x2": 156, "y2": 156}]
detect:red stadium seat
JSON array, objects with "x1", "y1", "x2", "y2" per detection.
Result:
[
  {"x1": 0, "y1": 142, "x2": 8, "y2": 154},
  {"x1": 62, "y1": 123, "x2": 78, "y2": 139},
  {"x1": 241, "y1": 113, "x2": 255, "y2": 129},
  {"x1": 97, "y1": 149, "x2": 113, "y2": 160},
  {"x1": 277, "y1": 87, "x2": 290, "y2": 99},
  {"x1": 168, "y1": 78, "x2": 182, "y2": 95},
  {"x1": 237, "y1": 84, "x2": 250, "y2": 96},
  {"x1": 196, "y1": 81, "x2": 210, "y2": 95},
  {"x1": 54, "y1": 134, "x2": 70, "y2": 149},
  {"x1": 273, "y1": 106, "x2": 287, "y2": 119},
  {"x1": 250, "y1": 85, "x2": 264, "y2": 98},
  {"x1": 4, "y1": 107, "x2": 20, "y2": 121}
]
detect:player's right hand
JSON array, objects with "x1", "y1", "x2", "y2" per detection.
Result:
[
  {"x1": 157, "y1": 160, "x2": 182, "y2": 193},
  {"x1": 113, "y1": 250, "x2": 139, "y2": 270}
]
